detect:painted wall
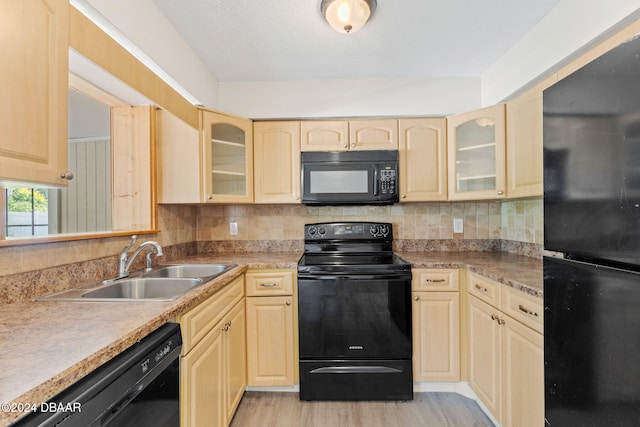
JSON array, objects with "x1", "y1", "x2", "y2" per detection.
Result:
[
  {"x1": 74, "y1": 0, "x2": 219, "y2": 107},
  {"x1": 482, "y1": 0, "x2": 640, "y2": 105},
  {"x1": 74, "y1": 0, "x2": 640, "y2": 117},
  {"x1": 218, "y1": 77, "x2": 480, "y2": 119}
]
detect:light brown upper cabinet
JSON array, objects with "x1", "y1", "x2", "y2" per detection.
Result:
[
  {"x1": 253, "y1": 122, "x2": 301, "y2": 204},
  {"x1": 506, "y1": 75, "x2": 557, "y2": 199},
  {"x1": 0, "y1": 0, "x2": 69, "y2": 186},
  {"x1": 157, "y1": 108, "x2": 254, "y2": 204},
  {"x1": 447, "y1": 104, "x2": 506, "y2": 200},
  {"x1": 205, "y1": 111, "x2": 254, "y2": 203},
  {"x1": 300, "y1": 119, "x2": 398, "y2": 151},
  {"x1": 300, "y1": 121, "x2": 349, "y2": 151},
  {"x1": 398, "y1": 118, "x2": 447, "y2": 202},
  {"x1": 349, "y1": 119, "x2": 398, "y2": 150}
]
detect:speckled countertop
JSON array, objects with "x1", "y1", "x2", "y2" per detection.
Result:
[
  {"x1": 398, "y1": 251, "x2": 543, "y2": 297},
  {"x1": 0, "y1": 251, "x2": 541, "y2": 426}
]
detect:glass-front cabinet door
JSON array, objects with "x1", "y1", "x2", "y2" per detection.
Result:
[
  {"x1": 447, "y1": 104, "x2": 506, "y2": 200},
  {"x1": 202, "y1": 110, "x2": 253, "y2": 203}
]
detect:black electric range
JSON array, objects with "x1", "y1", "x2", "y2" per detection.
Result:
[{"x1": 297, "y1": 222, "x2": 413, "y2": 401}]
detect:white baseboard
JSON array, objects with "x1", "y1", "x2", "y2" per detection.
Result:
[{"x1": 246, "y1": 384, "x2": 300, "y2": 392}]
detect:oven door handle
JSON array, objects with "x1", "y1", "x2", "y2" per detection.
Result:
[{"x1": 310, "y1": 366, "x2": 403, "y2": 374}]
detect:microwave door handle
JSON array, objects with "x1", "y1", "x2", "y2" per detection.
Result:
[{"x1": 373, "y1": 167, "x2": 379, "y2": 196}]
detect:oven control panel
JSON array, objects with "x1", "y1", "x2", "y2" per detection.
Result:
[{"x1": 305, "y1": 222, "x2": 392, "y2": 239}]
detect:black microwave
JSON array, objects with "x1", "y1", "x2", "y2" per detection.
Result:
[{"x1": 301, "y1": 150, "x2": 399, "y2": 206}]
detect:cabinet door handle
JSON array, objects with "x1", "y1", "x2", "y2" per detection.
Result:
[
  {"x1": 491, "y1": 314, "x2": 505, "y2": 325},
  {"x1": 475, "y1": 284, "x2": 488, "y2": 292},
  {"x1": 425, "y1": 279, "x2": 446, "y2": 283},
  {"x1": 286, "y1": 300, "x2": 292, "y2": 306},
  {"x1": 519, "y1": 304, "x2": 539, "y2": 317},
  {"x1": 60, "y1": 171, "x2": 74, "y2": 180},
  {"x1": 413, "y1": 296, "x2": 419, "y2": 301},
  {"x1": 497, "y1": 190, "x2": 504, "y2": 195},
  {"x1": 260, "y1": 283, "x2": 279, "y2": 287}
]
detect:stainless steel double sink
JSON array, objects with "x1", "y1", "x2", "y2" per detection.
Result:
[{"x1": 38, "y1": 264, "x2": 236, "y2": 302}]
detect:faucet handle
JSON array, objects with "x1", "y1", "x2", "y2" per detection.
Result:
[{"x1": 122, "y1": 235, "x2": 137, "y2": 254}]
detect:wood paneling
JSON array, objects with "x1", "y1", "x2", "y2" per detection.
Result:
[
  {"x1": 110, "y1": 106, "x2": 153, "y2": 231},
  {"x1": 61, "y1": 139, "x2": 111, "y2": 233}
]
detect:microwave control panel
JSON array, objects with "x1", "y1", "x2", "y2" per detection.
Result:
[{"x1": 379, "y1": 168, "x2": 397, "y2": 195}]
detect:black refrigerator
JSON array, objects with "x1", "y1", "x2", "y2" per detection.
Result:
[{"x1": 544, "y1": 34, "x2": 640, "y2": 425}]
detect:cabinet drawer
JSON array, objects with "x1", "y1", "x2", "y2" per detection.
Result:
[
  {"x1": 245, "y1": 270, "x2": 295, "y2": 296},
  {"x1": 178, "y1": 275, "x2": 245, "y2": 354},
  {"x1": 501, "y1": 286, "x2": 543, "y2": 334},
  {"x1": 468, "y1": 272, "x2": 501, "y2": 308},
  {"x1": 412, "y1": 268, "x2": 459, "y2": 291}
]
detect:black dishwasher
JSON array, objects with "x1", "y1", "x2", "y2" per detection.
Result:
[{"x1": 10, "y1": 323, "x2": 181, "y2": 427}]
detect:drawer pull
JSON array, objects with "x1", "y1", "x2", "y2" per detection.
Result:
[
  {"x1": 475, "y1": 284, "x2": 488, "y2": 292},
  {"x1": 519, "y1": 304, "x2": 539, "y2": 317},
  {"x1": 260, "y1": 283, "x2": 279, "y2": 287},
  {"x1": 491, "y1": 314, "x2": 505, "y2": 325},
  {"x1": 425, "y1": 279, "x2": 446, "y2": 283}
]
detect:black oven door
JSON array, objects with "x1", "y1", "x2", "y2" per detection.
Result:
[{"x1": 298, "y1": 274, "x2": 412, "y2": 360}]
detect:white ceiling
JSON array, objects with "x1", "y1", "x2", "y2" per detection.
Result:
[{"x1": 152, "y1": 0, "x2": 562, "y2": 82}]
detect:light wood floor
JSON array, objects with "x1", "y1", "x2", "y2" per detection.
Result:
[{"x1": 230, "y1": 392, "x2": 495, "y2": 427}]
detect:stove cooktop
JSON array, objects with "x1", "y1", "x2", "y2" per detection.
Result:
[
  {"x1": 299, "y1": 221, "x2": 411, "y2": 276},
  {"x1": 297, "y1": 253, "x2": 411, "y2": 274}
]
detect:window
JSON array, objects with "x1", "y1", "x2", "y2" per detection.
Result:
[{"x1": 5, "y1": 188, "x2": 50, "y2": 237}]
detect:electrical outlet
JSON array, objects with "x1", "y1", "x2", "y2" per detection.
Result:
[
  {"x1": 453, "y1": 218, "x2": 464, "y2": 233},
  {"x1": 230, "y1": 222, "x2": 238, "y2": 236}
]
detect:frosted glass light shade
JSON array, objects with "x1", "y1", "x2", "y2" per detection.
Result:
[{"x1": 321, "y1": 0, "x2": 377, "y2": 34}]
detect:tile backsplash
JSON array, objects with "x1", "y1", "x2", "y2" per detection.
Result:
[
  {"x1": 0, "y1": 199, "x2": 542, "y2": 304},
  {"x1": 0, "y1": 199, "x2": 542, "y2": 277},
  {"x1": 196, "y1": 199, "x2": 543, "y2": 244}
]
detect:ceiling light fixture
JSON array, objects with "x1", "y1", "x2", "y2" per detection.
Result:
[{"x1": 321, "y1": 0, "x2": 377, "y2": 34}]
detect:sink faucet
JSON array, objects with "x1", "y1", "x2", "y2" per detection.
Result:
[{"x1": 117, "y1": 235, "x2": 164, "y2": 278}]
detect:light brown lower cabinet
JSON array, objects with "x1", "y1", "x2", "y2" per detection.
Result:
[
  {"x1": 178, "y1": 276, "x2": 246, "y2": 427},
  {"x1": 467, "y1": 272, "x2": 544, "y2": 427},
  {"x1": 412, "y1": 268, "x2": 460, "y2": 382},
  {"x1": 245, "y1": 269, "x2": 298, "y2": 386}
]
